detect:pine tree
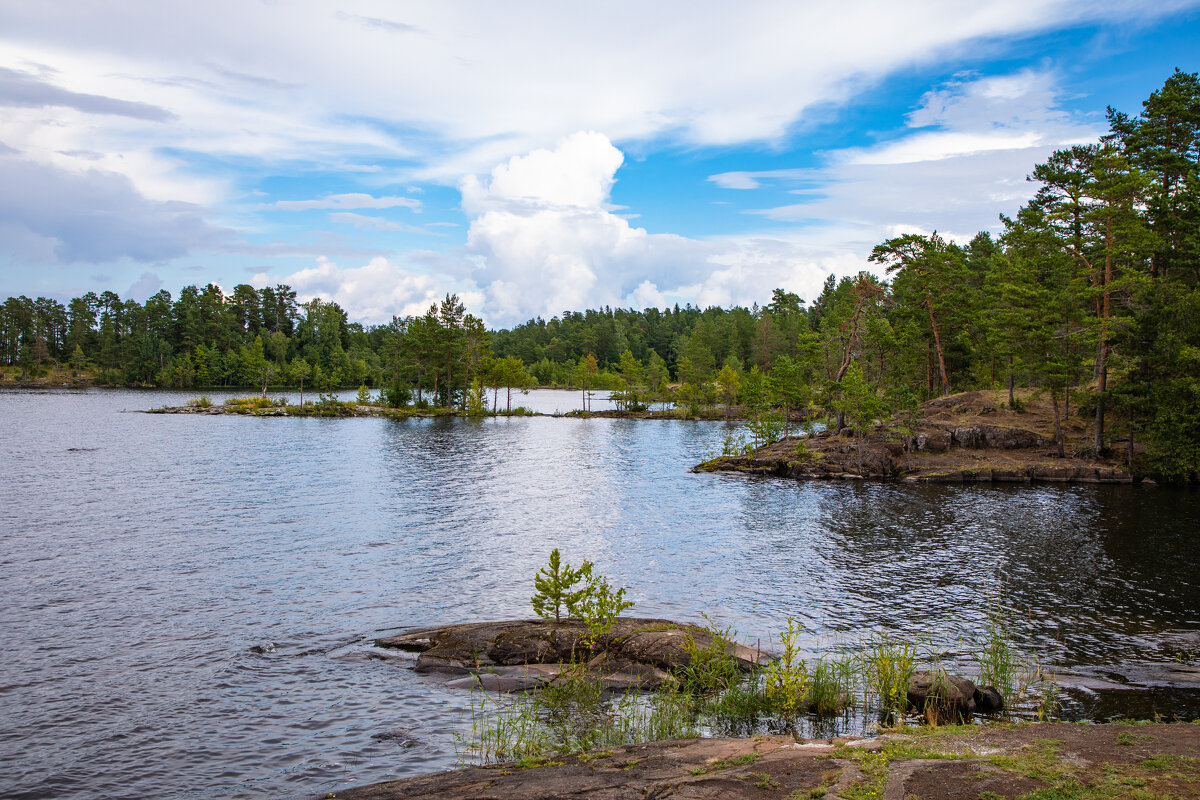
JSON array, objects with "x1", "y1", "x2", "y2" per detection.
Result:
[{"x1": 530, "y1": 549, "x2": 591, "y2": 623}]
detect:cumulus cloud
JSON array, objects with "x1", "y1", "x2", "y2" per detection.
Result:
[
  {"x1": 126, "y1": 270, "x2": 163, "y2": 301},
  {"x1": 249, "y1": 256, "x2": 467, "y2": 325},
  {"x1": 461, "y1": 132, "x2": 712, "y2": 325},
  {"x1": 273, "y1": 193, "x2": 421, "y2": 211}
]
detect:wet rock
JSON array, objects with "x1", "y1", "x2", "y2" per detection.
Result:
[
  {"x1": 370, "y1": 728, "x2": 420, "y2": 748},
  {"x1": 907, "y1": 671, "x2": 978, "y2": 721},
  {"x1": 974, "y1": 685, "x2": 1004, "y2": 713},
  {"x1": 376, "y1": 618, "x2": 762, "y2": 691}
]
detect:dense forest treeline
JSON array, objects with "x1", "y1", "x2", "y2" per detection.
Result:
[{"x1": 3, "y1": 71, "x2": 1199, "y2": 479}]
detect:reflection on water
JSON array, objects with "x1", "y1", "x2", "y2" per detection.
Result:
[{"x1": 0, "y1": 388, "x2": 1197, "y2": 800}]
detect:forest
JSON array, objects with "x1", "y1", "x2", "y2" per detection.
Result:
[{"x1": 2, "y1": 71, "x2": 1198, "y2": 479}]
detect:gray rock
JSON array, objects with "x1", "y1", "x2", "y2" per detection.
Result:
[
  {"x1": 907, "y1": 671, "x2": 978, "y2": 721},
  {"x1": 376, "y1": 618, "x2": 762, "y2": 692},
  {"x1": 974, "y1": 685, "x2": 1004, "y2": 713}
]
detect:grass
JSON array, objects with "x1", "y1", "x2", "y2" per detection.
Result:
[
  {"x1": 976, "y1": 608, "x2": 1017, "y2": 698},
  {"x1": 454, "y1": 674, "x2": 699, "y2": 765},
  {"x1": 808, "y1": 654, "x2": 857, "y2": 715},
  {"x1": 456, "y1": 612, "x2": 1063, "y2": 768},
  {"x1": 860, "y1": 631, "x2": 917, "y2": 724}
]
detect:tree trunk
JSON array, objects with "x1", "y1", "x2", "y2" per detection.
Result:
[
  {"x1": 1051, "y1": 390, "x2": 1065, "y2": 458},
  {"x1": 1128, "y1": 409, "x2": 1135, "y2": 470},
  {"x1": 925, "y1": 295, "x2": 950, "y2": 396},
  {"x1": 507, "y1": 384, "x2": 512, "y2": 412},
  {"x1": 1007, "y1": 356, "x2": 1015, "y2": 407},
  {"x1": 1094, "y1": 224, "x2": 1113, "y2": 456}
]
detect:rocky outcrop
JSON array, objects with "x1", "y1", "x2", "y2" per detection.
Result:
[
  {"x1": 697, "y1": 390, "x2": 1139, "y2": 485},
  {"x1": 375, "y1": 618, "x2": 763, "y2": 691},
  {"x1": 325, "y1": 723, "x2": 1200, "y2": 800}
]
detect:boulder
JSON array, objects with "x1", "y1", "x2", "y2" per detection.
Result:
[
  {"x1": 907, "y1": 671, "x2": 978, "y2": 721},
  {"x1": 974, "y1": 685, "x2": 1004, "y2": 713},
  {"x1": 915, "y1": 430, "x2": 952, "y2": 452}
]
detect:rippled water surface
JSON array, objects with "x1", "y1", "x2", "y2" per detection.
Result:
[{"x1": 1, "y1": 389, "x2": 1198, "y2": 799}]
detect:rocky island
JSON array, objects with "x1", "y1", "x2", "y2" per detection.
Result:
[
  {"x1": 375, "y1": 617, "x2": 763, "y2": 692},
  {"x1": 697, "y1": 390, "x2": 1141, "y2": 484}
]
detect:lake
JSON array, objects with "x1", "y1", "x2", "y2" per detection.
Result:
[{"x1": 1, "y1": 388, "x2": 1197, "y2": 799}]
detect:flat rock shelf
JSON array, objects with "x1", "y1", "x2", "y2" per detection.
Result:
[
  {"x1": 375, "y1": 618, "x2": 764, "y2": 691},
  {"x1": 324, "y1": 722, "x2": 1200, "y2": 800}
]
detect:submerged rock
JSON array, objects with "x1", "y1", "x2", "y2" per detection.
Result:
[{"x1": 375, "y1": 617, "x2": 763, "y2": 691}]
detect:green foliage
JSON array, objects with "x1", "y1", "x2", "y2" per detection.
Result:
[
  {"x1": 745, "y1": 410, "x2": 785, "y2": 449},
  {"x1": 464, "y1": 376, "x2": 488, "y2": 416},
  {"x1": 861, "y1": 632, "x2": 917, "y2": 724},
  {"x1": 676, "y1": 617, "x2": 743, "y2": 695},
  {"x1": 355, "y1": 384, "x2": 371, "y2": 404},
  {"x1": 381, "y1": 381, "x2": 411, "y2": 408},
  {"x1": 455, "y1": 673, "x2": 699, "y2": 765},
  {"x1": 975, "y1": 608, "x2": 1017, "y2": 700},
  {"x1": 530, "y1": 549, "x2": 592, "y2": 624},
  {"x1": 763, "y1": 618, "x2": 809, "y2": 718}
]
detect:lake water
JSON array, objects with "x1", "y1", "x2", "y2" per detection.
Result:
[{"x1": 1, "y1": 388, "x2": 1198, "y2": 799}]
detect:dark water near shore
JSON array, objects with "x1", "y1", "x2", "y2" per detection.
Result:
[{"x1": 1, "y1": 388, "x2": 1198, "y2": 800}]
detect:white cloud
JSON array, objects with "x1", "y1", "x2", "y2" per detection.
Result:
[
  {"x1": 2, "y1": 0, "x2": 1190, "y2": 195},
  {"x1": 273, "y1": 193, "x2": 421, "y2": 211},
  {"x1": 250, "y1": 256, "x2": 469, "y2": 325},
  {"x1": 462, "y1": 132, "x2": 713, "y2": 325},
  {"x1": 0, "y1": 153, "x2": 232, "y2": 263},
  {"x1": 126, "y1": 270, "x2": 163, "y2": 301},
  {"x1": 328, "y1": 211, "x2": 430, "y2": 234},
  {"x1": 627, "y1": 279, "x2": 666, "y2": 311},
  {"x1": 725, "y1": 69, "x2": 1105, "y2": 266}
]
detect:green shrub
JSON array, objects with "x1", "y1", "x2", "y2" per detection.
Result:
[
  {"x1": 677, "y1": 617, "x2": 743, "y2": 696},
  {"x1": 763, "y1": 617, "x2": 809, "y2": 718}
]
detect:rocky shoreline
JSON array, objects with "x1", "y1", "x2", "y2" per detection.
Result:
[
  {"x1": 697, "y1": 390, "x2": 1143, "y2": 484},
  {"x1": 324, "y1": 723, "x2": 1200, "y2": 799}
]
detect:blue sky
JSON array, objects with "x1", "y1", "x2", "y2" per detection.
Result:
[{"x1": 1, "y1": 1, "x2": 1198, "y2": 327}]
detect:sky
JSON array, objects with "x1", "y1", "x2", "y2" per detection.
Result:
[{"x1": 2, "y1": 1, "x2": 1199, "y2": 328}]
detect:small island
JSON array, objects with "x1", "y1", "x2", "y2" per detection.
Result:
[{"x1": 697, "y1": 389, "x2": 1140, "y2": 484}]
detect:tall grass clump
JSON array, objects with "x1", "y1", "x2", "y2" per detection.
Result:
[
  {"x1": 455, "y1": 673, "x2": 699, "y2": 765},
  {"x1": 975, "y1": 609, "x2": 1017, "y2": 699},
  {"x1": 861, "y1": 631, "x2": 917, "y2": 724},
  {"x1": 807, "y1": 653, "x2": 857, "y2": 715},
  {"x1": 677, "y1": 616, "x2": 744, "y2": 696}
]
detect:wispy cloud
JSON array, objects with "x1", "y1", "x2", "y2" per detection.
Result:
[
  {"x1": 335, "y1": 11, "x2": 422, "y2": 35},
  {"x1": 0, "y1": 66, "x2": 175, "y2": 121},
  {"x1": 328, "y1": 211, "x2": 436, "y2": 234},
  {"x1": 271, "y1": 193, "x2": 422, "y2": 211}
]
